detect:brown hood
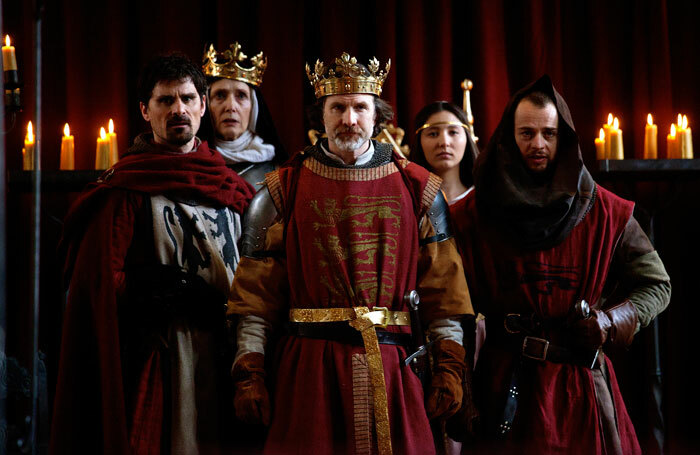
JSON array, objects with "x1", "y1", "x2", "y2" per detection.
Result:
[{"x1": 473, "y1": 75, "x2": 595, "y2": 250}]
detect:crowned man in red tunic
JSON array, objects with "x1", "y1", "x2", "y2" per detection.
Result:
[
  {"x1": 227, "y1": 52, "x2": 474, "y2": 455},
  {"x1": 450, "y1": 75, "x2": 671, "y2": 454}
]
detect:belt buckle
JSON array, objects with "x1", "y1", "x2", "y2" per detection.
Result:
[
  {"x1": 367, "y1": 306, "x2": 390, "y2": 328},
  {"x1": 522, "y1": 336, "x2": 549, "y2": 361}
]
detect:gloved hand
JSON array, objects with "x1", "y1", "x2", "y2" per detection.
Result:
[
  {"x1": 445, "y1": 356, "x2": 480, "y2": 443},
  {"x1": 426, "y1": 339, "x2": 466, "y2": 421},
  {"x1": 572, "y1": 300, "x2": 638, "y2": 350},
  {"x1": 232, "y1": 352, "x2": 270, "y2": 425}
]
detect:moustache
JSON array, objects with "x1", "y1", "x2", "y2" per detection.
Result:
[
  {"x1": 335, "y1": 126, "x2": 363, "y2": 134},
  {"x1": 167, "y1": 116, "x2": 191, "y2": 127}
]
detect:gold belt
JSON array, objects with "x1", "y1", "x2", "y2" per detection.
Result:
[{"x1": 289, "y1": 307, "x2": 410, "y2": 455}]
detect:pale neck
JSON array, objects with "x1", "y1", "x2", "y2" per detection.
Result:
[{"x1": 438, "y1": 166, "x2": 468, "y2": 203}]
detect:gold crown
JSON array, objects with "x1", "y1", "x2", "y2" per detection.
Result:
[
  {"x1": 306, "y1": 52, "x2": 391, "y2": 98},
  {"x1": 202, "y1": 42, "x2": 267, "y2": 87}
]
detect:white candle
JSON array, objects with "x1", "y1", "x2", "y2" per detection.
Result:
[
  {"x1": 95, "y1": 127, "x2": 110, "y2": 170},
  {"x1": 644, "y1": 113, "x2": 657, "y2": 159},
  {"x1": 60, "y1": 123, "x2": 75, "y2": 170}
]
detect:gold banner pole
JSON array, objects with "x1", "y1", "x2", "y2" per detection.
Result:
[{"x1": 461, "y1": 79, "x2": 478, "y2": 143}]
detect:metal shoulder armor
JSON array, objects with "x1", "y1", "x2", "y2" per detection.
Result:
[
  {"x1": 240, "y1": 186, "x2": 280, "y2": 258},
  {"x1": 419, "y1": 190, "x2": 453, "y2": 246}
]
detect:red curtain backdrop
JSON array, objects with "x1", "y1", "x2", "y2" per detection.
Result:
[
  {"x1": 3, "y1": 0, "x2": 700, "y2": 452},
  {"x1": 3, "y1": 0, "x2": 699, "y2": 170}
]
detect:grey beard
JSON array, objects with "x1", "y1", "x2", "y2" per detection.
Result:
[{"x1": 332, "y1": 134, "x2": 369, "y2": 152}]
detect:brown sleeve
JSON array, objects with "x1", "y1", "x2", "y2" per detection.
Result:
[
  {"x1": 417, "y1": 214, "x2": 474, "y2": 322},
  {"x1": 227, "y1": 221, "x2": 288, "y2": 326},
  {"x1": 609, "y1": 216, "x2": 671, "y2": 328}
]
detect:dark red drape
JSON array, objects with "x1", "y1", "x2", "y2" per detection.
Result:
[
  {"x1": 3, "y1": 0, "x2": 699, "y2": 169},
  {"x1": 3, "y1": 0, "x2": 700, "y2": 452}
]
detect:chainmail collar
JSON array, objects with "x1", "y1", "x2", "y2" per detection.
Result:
[{"x1": 306, "y1": 140, "x2": 393, "y2": 169}]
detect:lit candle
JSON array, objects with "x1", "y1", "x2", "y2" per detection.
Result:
[
  {"x1": 107, "y1": 119, "x2": 119, "y2": 166},
  {"x1": 95, "y1": 127, "x2": 110, "y2": 170},
  {"x1": 679, "y1": 115, "x2": 693, "y2": 159},
  {"x1": 595, "y1": 128, "x2": 606, "y2": 160},
  {"x1": 2, "y1": 35, "x2": 17, "y2": 71},
  {"x1": 60, "y1": 123, "x2": 75, "y2": 170},
  {"x1": 644, "y1": 113, "x2": 658, "y2": 159},
  {"x1": 608, "y1": 117, "x2": 624, "y2": 159},
  {"x1": 667, "y1": 124, "x2": 678, "y2": 159},
  {"x1": 603, "y1": 113, "x2": 614, "y2": 159},
  {"x1": 23, "y1": 121, "x2": 35, "y2": 170}
]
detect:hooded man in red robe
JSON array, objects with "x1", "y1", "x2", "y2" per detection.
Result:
[
  {"x1": 50, "y1": 54, "x2": 254, "y2": 454},
  {"x1": 226, "y1": 52, "x2": 475, "y2": 455},
  {"x1": 450, "y1": 75, "x2": 671, "y2": 454}
]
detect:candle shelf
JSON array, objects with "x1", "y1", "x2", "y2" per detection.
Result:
[
  {"x1": 8, "y1": 170, "x2": 102, "y2": 192},
  {"x1": 596, "y1": 159, "x2": 700, "y2": 180}
]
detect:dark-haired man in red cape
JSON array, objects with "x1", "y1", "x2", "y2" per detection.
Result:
[
  {"x1": 450, "y1": 75, "x2": 671, "y2": 454},
  {"x1": 50, "y1": 54, "x2": 254, "y2": 454}
]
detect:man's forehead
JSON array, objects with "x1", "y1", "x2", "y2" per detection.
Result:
[
  {"x1": 325, "y1": 93, "x2": 375, "y2": 106},
  {"x1": 514, "y1": 100, "x2": 558, "y2": 127},
  {"x1": 152, "y1": 78, "x2": 197, "y2": 96}
]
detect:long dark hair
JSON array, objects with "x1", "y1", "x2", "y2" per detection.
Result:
[{"x1": 412, "y1": 101, "x2": 479, "y2": 187}]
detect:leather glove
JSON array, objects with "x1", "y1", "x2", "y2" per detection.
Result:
[
  {"x1": 426, "y1": 339, "x2": 466, "y2": 421},
  {"x1": 445, "y1": 357, "x2": 480, "y2": 443},
  {"x1": 232, "y1": 352, "x2": 270, "y2": 425},
  {"x1": 572, "y1": 300, "x2": 638, "y2": 350}
]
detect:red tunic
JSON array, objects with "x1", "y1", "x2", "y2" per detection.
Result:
[
  {"x1": 450, "y1": 185, "x2": 641, "y2": 454},
  {"x1": 263, "y1": 156, "x2": 437, "y2": 454}
]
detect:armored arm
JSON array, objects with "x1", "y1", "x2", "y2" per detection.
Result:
[
  {"x1": 417, "y1": 191, "x2": 476, "y2": 422},
  {"x1": 229, "y1": 186, "x2": 286, "y2": 425},
  {"x1": 240, "y1": 188, "x2": 281, "y2": 258}
]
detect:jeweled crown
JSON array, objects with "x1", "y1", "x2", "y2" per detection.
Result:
[
  {"x1": 202, "y1": 42, "x2": 267, "y2": 87},
  {"x1": 305, "y1": 52, "x2": 391, "y2": 98}
]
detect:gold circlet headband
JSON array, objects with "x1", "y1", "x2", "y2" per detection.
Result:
[{"x1": 415, "y1": 121, "x2": 470, "y2": 135}]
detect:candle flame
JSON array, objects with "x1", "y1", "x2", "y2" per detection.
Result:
[
  {"x1": 678, "y1": 114, "x2": 683, "y2": 128},
  {"x1": 64, "y1": 123, "x2": 70, "y2": 137},
  {"x1": 670, "y1": 123, "x2": 676, "y2": 137},
  {"x1": 599, "y1": 128, "x2": 605, "y2": 140},
  {"x1": 108, "y1": 118, "x2": 115, "y2": 134},
  {"x1": 26, "y1": 121, "x2": 33, "y2": 142},
  {"x1": 682, "y1": 115, "x2": 688, "y2": 129},
  {"x1": 5, "y1": 35, "x2": 10, "y2": 47},
  {"x1": 100, "y1": 127, "x2": 107, "y2": 140},
  {"x1": 647, "y1": 113, "x2": 653, "y2": 126},
  {"x1": 607, "y1": 113, "x2": 613, "y2": 125},
  {"x1": 613, "y1": 117, "x2": 619, "y2": 130}
]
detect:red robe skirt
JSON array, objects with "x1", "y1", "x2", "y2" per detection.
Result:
[{"x1": 450, "y1": 185, "x2": 641, "y2": 455}]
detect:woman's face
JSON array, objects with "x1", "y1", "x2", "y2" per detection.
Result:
[
  {"x1": 209, "y1": 79, "x2": 252, "y2": 141},
  {"x1": 420, "y1": 110, "x2": 468, "y2": 174}
]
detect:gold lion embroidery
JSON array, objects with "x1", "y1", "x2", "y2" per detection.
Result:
[
  {"x1": 310, "y1": 194, "x2": 402, "y2": 306},
  {"x1": 310, "y1": 195, "x2": 402, "y2": 230}
]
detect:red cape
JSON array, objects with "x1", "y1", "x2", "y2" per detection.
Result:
[{"x1": 50, "y1": 136, "x2": 254, "y2": 454}]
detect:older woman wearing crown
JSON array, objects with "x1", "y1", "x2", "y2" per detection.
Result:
[
  {"x1": 226, "y1": 52, "x2": 475, "y2": 455},
  {"x1": 202, "y1": 43, "x2": 286, "y2": 191}
]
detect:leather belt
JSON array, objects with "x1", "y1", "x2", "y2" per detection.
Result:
[
  {"x1": 287, "y1": 321, "x2": 411, "y2": 347},
  {"x1": 487, "y1": 316, "x2": 599, "y2": 369},
  {"x1": 289, "y1": 307, "x2": 410, "y2": 455}
]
